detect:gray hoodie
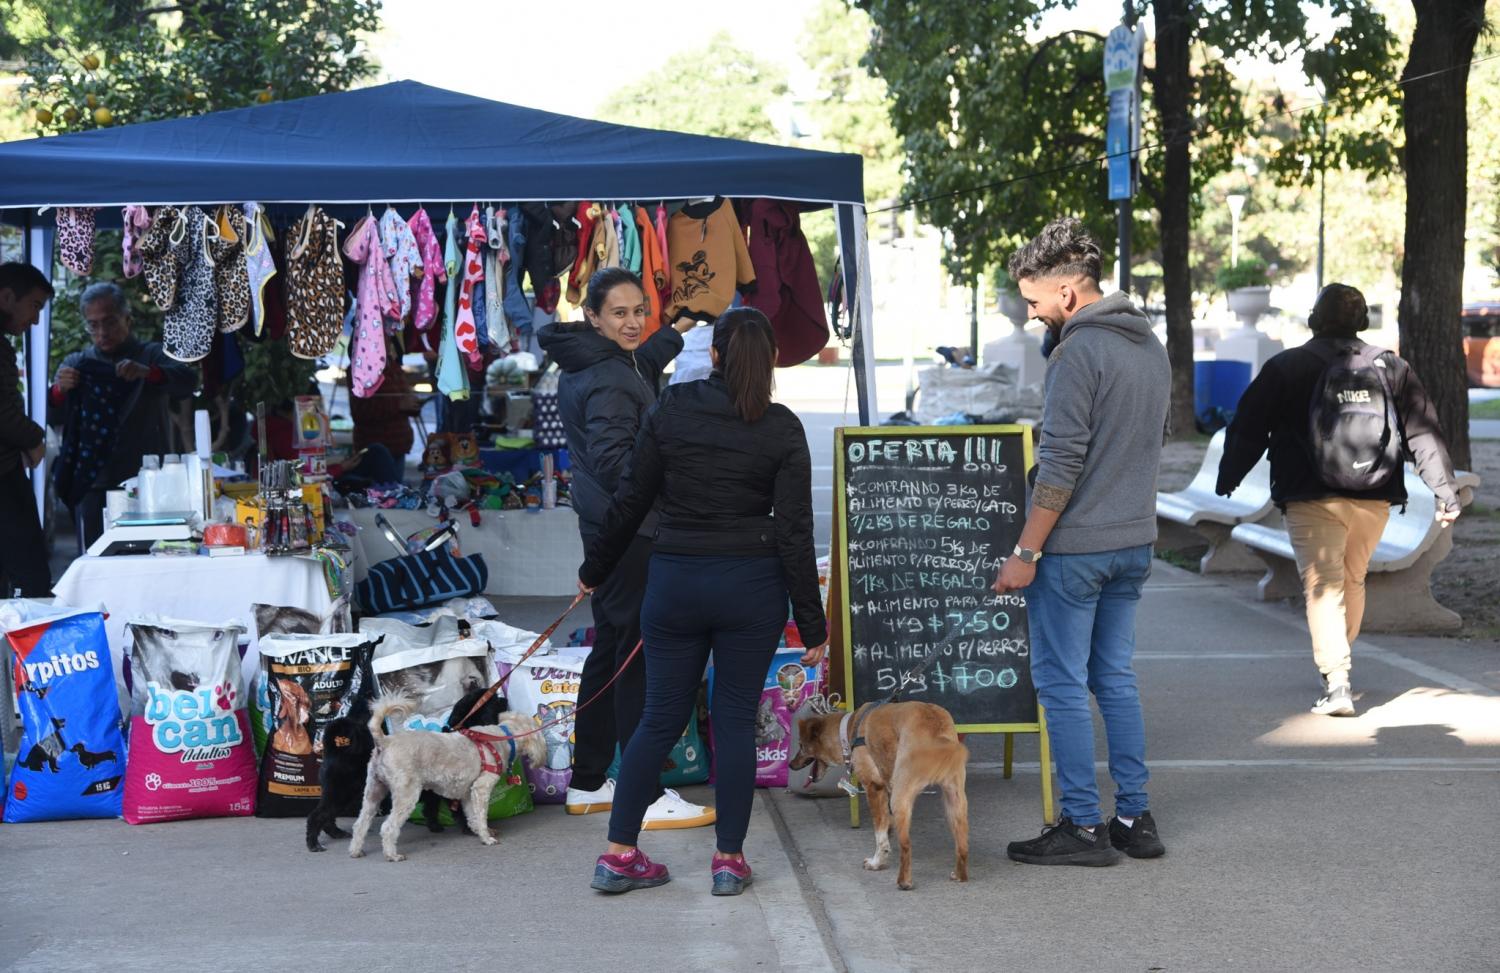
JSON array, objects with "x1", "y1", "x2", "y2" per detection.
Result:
[{"x1": 1033, "y1": 291, "x2": 1170, "y2": 555}]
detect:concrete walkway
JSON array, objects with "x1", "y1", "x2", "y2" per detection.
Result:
[{"x1": 3, "y1": 565, "x2": 1497, "y2": 972}]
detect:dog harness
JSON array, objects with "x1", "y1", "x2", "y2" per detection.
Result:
[
  {"x1": 458, "y1": 728, "x2": 517, "y2": 776},
  {"x1": 838, "y1": 702, "x2": 879, "y2": 776}
]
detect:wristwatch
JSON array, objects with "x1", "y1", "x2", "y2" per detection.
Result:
[{"x1": 1013, "y1": 545, "x2": 1043, "y2": 564}]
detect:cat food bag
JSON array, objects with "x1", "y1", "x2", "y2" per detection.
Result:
[
  {"x1": 250, "y1": 601, "x2": 354, "y2": 758},
  {"x1": 497, "y1": 645, "x2": 587, "y2": 803},
  {"x1": 373, "y1": 637, "x2": 532, "y2": 822},
  {"x1": 1, "y1": 601, "x2": 127, "y2": 823},
  {"x1": 254, "y1": 633, "x2": 379, "y2": 818},
  {"x1": 708, "y1": 650, "x2": 821, "y2": 788},
  {"x1": 122, "y1": 616, "x2": 255, "y2": 824}
]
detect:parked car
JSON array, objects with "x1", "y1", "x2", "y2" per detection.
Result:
[{"x1": 1463, "y1": 302, "x2": 1500, "y2": 388}]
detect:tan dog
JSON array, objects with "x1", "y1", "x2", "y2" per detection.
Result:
[{"x1": 791, "y1": 701, "x2": 969, "y2": 890}]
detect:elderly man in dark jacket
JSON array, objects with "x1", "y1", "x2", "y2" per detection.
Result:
[
  {"x1": 0, "y1": 262, "x2": 56, "y2": 596},
  {"x1": 49, "y1": 281, "x2": 197, "y2": 549},
  {"x1": 537, "y1": 267, "x2": 711, "y2": 829}
]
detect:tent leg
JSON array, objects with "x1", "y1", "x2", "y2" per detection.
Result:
[
  {"x1": 24, "y1": 221, "x2": 54, "y2": 522},
  {"x1": 835, "y1": 204, "x2": 879, "y2": 426}
]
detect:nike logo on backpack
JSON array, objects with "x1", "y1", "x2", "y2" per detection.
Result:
[{"x1": 1352, "y1": 460, "x2": 1375, "y2": 470}]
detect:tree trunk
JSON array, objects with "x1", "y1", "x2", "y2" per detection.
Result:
[
  {"x1": 1398, "y1": 0, "x2": 1483, "y2": 470},
  {"x1": 1154, "y1": 0, "x2": 1196, "y2": 439}
]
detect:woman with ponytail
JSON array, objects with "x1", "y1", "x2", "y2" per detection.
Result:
[{"x1": 578, "y1": 307, "x2": 828, "y2": 897}]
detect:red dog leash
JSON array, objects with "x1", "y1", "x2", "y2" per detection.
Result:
[
  {"x1": 459, "y1": 638, "x2": 644, "y2": 744},
  {"x1": 453, "y1": 590, "x2": 588, "y2": 731}
]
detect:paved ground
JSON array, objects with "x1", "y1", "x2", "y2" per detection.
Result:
[{"x1": 4, "y1": 567, "x2": 1497, "y2": 972}]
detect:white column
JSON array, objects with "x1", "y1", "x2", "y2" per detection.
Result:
[{"x1": 26, "y1": 224, "x2": 54, "y2": 520}]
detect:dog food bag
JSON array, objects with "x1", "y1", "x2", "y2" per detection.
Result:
[
  {"x1": 708, "y1": 650, "x2": 822, "y2": 788},
  {"x1": 250, "y1": 601, "x2": 355, "y2": 758},
  {"x1": 497, "y1": 645, "x2": 587, "y2": 803},
  {"x1": 254, "y1": 633, "x2": 379, "y2": 818},
  {"x1": 373, "y1": 639, "x2": 532, "y2": 823},
  {"x1": 122, "y1": 616, "x2": 256, "y2": 824},
  {"x1": 1, "y1": 601, "x2": 127, "y2": 823}
]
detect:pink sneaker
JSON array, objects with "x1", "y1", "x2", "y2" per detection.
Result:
[
  {"x1": 591, "y1": 849, "x2": 671, "y2": 894},
  {"x1": 711, "y1": 856, "x2": 753, "y2": 896}
]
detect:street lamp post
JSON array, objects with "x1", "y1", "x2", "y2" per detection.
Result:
[{"x1": 1227, "y1": 193, "x2": 1246, "y2": 268}]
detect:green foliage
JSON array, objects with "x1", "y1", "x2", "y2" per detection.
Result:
[
  {"x1": 598, "y1": 32, "x2": 788, "y2": 141},
  {"x1": 856, "y1": 1, "x2": 1402, "y2": 285},
  {"x1": 9, "y1": 0, "x2": 382, "y2": 134},
  {"x1": 1214, "y1": 257, "x2": 1270, "y2": 291}
]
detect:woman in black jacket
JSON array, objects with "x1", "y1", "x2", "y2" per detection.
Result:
[
  {"x1": 537, "y1": 269, "x2": 709, "y2": 828},
  {"x1": 580, "y1": 307, "x2": 828, "y2": 897}
]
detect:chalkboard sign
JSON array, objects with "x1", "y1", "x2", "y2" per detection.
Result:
[{"x1": 835, "y1": 426, "x2": 1036, "y2": 731}]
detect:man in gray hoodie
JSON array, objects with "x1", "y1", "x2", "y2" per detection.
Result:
[{"x1": 993, "y1": 218, "x2": 1170, "y2": 866}]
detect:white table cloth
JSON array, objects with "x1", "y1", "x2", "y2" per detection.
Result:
[
  {"x1": 345, "y1": 506, "x2": 585, "y2": 597},
  {"x1": 53, "y1": 553, "x2": 334, "y2": 719}
]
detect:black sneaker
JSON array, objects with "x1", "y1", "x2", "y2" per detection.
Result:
[
  {"x1": 1108, "y1": 811, "x2": 1166, "y2": 859},
  {"x1": 1006, "y1": 817, "x2": 1121, "y2": 866}
]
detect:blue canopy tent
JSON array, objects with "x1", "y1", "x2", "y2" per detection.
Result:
[{"x1": 0, "y1": 81, "x2": 879, "y2": 514}]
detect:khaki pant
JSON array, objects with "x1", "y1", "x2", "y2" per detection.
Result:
[{"x1": 1284, "y1": 497, "x2": 1391, "y2": 682}]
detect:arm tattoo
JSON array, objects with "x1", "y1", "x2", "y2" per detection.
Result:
[{"x1": 1033, "y1": 481, "x2": 1073, "y2": 513}]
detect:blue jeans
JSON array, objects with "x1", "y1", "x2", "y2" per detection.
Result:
[
  {"x1": 607, "y1": 554, "x2": 786, "y2": 855},
  {"x1": 1027, "y1": 544, "x2": 1152, "y2": 825}
]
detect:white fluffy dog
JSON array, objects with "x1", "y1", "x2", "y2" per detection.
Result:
[{"x1": 348, "y1": 695, "x2": 545, "y2": 862}]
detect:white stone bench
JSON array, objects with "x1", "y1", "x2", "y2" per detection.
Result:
[
  {"x1": 1230, "y1": 468, "x2": 1482, "y2": 633},
  {"x1": 1156, "y1": 429, "x2": 1274, "y2": 573}
]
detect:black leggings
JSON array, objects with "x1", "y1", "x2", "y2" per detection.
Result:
[{"x1": 608, "y1": 554, "x2": 786, "y2": 855}]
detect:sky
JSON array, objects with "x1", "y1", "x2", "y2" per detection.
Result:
[{"x1": 370, "y1": 0, "x2": 1137, "y2": 120}]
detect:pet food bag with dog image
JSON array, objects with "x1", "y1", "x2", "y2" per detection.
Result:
[
  {"x1": 122, "y1": 616, "x2": 256, "y2": 824},
  {"x1": 249, "y1": 601, "x2": 356, "y2": 758},
  {"x1": 254, "y1": 633, "x2": 380, "y2": 818},
  {"x1": 708, "y1": 649, "x2": 823, "y2": 788},
  {"x1": 2, "y1": 601, "x2": 128, "y2": 823},
  {"x1": 373, "y1": 639, "x2": 532, "y2": 823}
]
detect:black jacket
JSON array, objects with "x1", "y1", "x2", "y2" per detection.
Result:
[
  {"x1": 1216, "y1": 337, "x2": 1457, "y2": 510},
  {"x1": 536, "y1": 321, "x2": 683, "y2": 535},
  {"x1": 580, "y1": 377, "x2": 827, "y2": 648},
  {"x1": 0, "y1": 336, "x2": 45, "y2": 477}
]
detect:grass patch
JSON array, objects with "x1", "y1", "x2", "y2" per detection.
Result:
[
  {"x1": 1472, "y1": 397, "x2": 1500, "y2": 420},
  {"x1": 1154, "y1": 549, "x2": 1201, "y2": 572}
]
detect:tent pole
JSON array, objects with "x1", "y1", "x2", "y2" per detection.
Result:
[
  {"x1": 23, "y1": 216, "x2": 53, "y2": 522},
  {"x1": 850, "y1": 205, "x2": 878, "y2": 425}
]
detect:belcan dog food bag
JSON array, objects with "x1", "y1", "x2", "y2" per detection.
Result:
[
  {"x1": 255, "y1": 633, "x2": 379, "y2": 818},
  {"x1": 122, "y1": 617, "x2": 256, "y2": 824},
  {"x1": 2, "y1": 601, "x2": 127, "y2": 823},
  {"x1": 373, "y1": 638, "x2": 532, "y2": 822}
]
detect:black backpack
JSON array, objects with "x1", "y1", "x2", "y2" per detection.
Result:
[{"x1": 1306, "y1": 341, "x2": 1404, "y2": 491}]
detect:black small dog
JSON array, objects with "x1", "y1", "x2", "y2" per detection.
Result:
[
  {"x1": 69, "y1": 743, "x2": 118, "y2": 768},
  {"x1": 306, "y1": 697, "x2": 377, "y2": 852},
  {"x1": 420, "y1": 688, "x2": 508, "y2": 834},
  {"x1": 305, "y1": 688, "x2": 508, "y2": 852}
]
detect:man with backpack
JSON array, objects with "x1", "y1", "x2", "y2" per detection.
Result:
[{"x1": 1216, "y1": 283, "x2": 1460, "y2": 717}]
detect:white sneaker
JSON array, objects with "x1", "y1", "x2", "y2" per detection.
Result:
[
  {"x1": 566, "y1": 779, "x2": 615, "y2": 815},
  {"x1": 641, "y1": 788, "x2": 717, "y2": 830}
]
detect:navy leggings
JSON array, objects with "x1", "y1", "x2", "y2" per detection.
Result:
[{"x1": 608, "y1": 553, "x2": 787, "y2": 855}]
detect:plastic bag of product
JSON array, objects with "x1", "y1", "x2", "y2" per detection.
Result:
[
  {"x1": 250, "y1": 601, "x2": 354, "y2": 757},
  {"x1": 1, "y1": 601, "x2": 127, "y2": 823},
  {"x1": 122, "y1": 616, "x2": 256, "y2": 823},
  {"x1": 709, "y1": 650, "x2": 822, "y2": 788},
  {"x1": 254, "y1": 633, "x2": 380, "y2": 818},
  {"x1": 498, "y1": 646, "x2": 587, "y2": 803},
  {"x1": 372, "y1": 638, "x2": 531, "y2": 823}
]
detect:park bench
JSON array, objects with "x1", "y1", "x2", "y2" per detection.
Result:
[
  {"x1": 1156, "y1": 429, "x2": 1275, "y2": 573},
  {"x1": 1230, "y1": 468, "x2": 1482, "y2": 633}
]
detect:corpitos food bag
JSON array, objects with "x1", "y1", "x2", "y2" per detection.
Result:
[
  {"x1": 2, "y1": 601, "x2": 127, "y2": 823},
  {"x1": 709, "y1": 650, "x2": 822, "y2": 788},
  {"x1": 254, "y1": 633, "x2": 379, "y2": 818},
  {"x1": 373, "y1": 637, "x2": 532, "y2": 823},
  {"x1": 123, "y1": 617, "x2": 256, "y2": 824},
  {"x1": 250, "y1": 601, "x2": 354, "y2": 758}
]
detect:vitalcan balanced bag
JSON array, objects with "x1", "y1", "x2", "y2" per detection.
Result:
[
  {"x1": 2, "y1": 601, "x2": 127, "y2": 823},
  {"x1": 123, "y1": 617, "x2": 256, "y2": 823},
  {"x1": 254, "y1": 633, "x2": 380, "y2": 817}
]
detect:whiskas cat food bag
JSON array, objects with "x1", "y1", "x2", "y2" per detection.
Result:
[
  {"x1": 1, "y1": 601, "x2": 127, "y2": 823},
  {"x1": 123, "y1": 617, "x2": 256, "y2": 824},
  {"x1": 709, "y1": 650, "x2": 822, "y2": 788},
  {"x1": 254, "y1": 633, "x2": 379, "y2": 818}
]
